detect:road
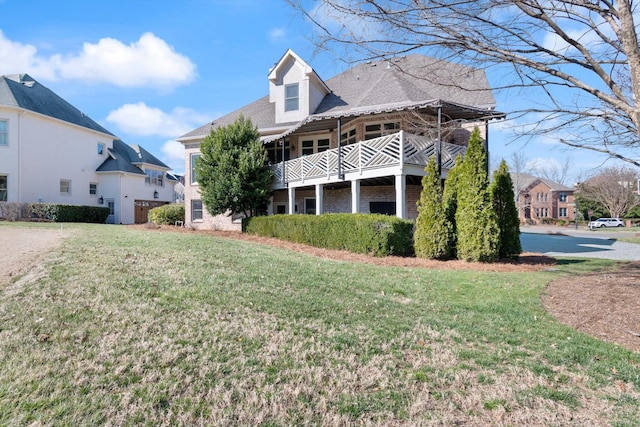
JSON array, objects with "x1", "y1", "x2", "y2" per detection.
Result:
[{"x1": 520, "y1": 225, "x2": 640, "y2": 261}]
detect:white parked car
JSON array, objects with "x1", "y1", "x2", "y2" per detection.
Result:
[{"x1": 588, "y1": 218, "x2": 625, "y2": 229}]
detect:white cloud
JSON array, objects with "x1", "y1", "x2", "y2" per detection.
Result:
[
  {"x1": 269, "y1": 28, "x2": 286, "y2": 43},
  {"x1": 0, "y1": 30, "x2": 195, "y2": 89},
  {"x1": 0, "y1": 30, "x2": 57, "y2": 80},
  {"x1": 106, "y1": 102, "x2": 210, "y2": 138},
  {"x1": 161, "y1": 139, "x2": 186, "y2": 174}
]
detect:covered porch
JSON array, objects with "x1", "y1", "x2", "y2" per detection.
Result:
[{"x1": 268, "y1": 131, "x2": 465, "y2": 219}]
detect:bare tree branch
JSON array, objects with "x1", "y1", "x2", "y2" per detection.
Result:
[{"x1": 288, "y1": 0, "x2": 640, "y2": 168}]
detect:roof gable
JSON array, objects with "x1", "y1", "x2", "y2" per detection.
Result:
[
  {"x1": 180, "y1": 51, "x2": 500, "y2": 142},
  {"x1": 96, "y1": 140, "x2": 169, "y2": 174},
  {"x1": 0, "y1": 74, "x2": 114, "y2": 136}
]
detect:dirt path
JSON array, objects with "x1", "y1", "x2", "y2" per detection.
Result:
[{"x1": 1, "y1": 226, "x2": 68, "y2": 286}]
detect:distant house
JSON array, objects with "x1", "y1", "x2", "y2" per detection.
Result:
[
  {"x1": 0, "y1": 74, "x2": 177, "y2": 224},
  {"x1": 511, "y1": 173, "x2": 576, "y2": 223},
  {"x1": 179, "y1": 49, "x2": 504, "y2": 230}
]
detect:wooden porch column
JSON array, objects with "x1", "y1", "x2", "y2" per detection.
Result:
[
  {"x1": 288, "y1": 186, "x2": 296, "y2": 214},
  {"x1": 351, "y1": 179, "x2": 360, "y2": 213},
  {"x1": 315, "y1": 183, "x2": 324, "y2": 215},
  {"x1": 395, "y1": 174, "x2": 406, "y2": 219}
]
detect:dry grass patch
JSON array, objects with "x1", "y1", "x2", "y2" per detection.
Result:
[{"x1": 0, "y1": 223, "x2": 639, "y2": 426}]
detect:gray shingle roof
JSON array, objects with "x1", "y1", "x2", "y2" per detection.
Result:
[
  {"x1": 96, "y1": 140, "x2": 169, "y2": 174},
  {"x1": 0, "y1": 74, "x2": 114, "y2": 136},
  {"x1": 180, "y1": 53, "x2": 498, "y2": 141},
  {"x1": 511, "y1": 173, "x2": 574, "y2": 192}
]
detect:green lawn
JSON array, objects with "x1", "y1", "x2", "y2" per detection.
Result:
[{"x1": 1, "y1": 223, "x2": 639, "y2": 426}]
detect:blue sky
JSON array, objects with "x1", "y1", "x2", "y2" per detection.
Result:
[{"x1": 0, "y1": 0, "x2": 608, "y2": 182}]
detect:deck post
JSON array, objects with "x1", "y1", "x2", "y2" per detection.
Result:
[
  {"x1": 315, "y1": 183, "x2": 324, "y2": 215},
  {"x1": 395, "y1": 174, "x2": 406, "y2": 219},
  {"x1": 288, "y1": 186, "x2": 296, "y2": 215},
  {"x1": 351, "y1": 179, "x2": 360, "y2": 213}
]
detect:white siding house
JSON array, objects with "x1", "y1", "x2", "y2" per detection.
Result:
[{"x1": 0, "y1": 74, "x2": 177, "y2": 224}]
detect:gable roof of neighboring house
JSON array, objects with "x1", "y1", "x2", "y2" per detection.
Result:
[
  {"x1": 0, "y1": 74, "x2": 114, "y2": 136},
  {"x1": 96, "y1": 140, "x2": 169, "y2": 175},
  {"x1": 180, "y1": 53, "x2": 503, "y2": 142},
  {"x1": 511, "y1": 173, "x2": 574, "y2": 193}
]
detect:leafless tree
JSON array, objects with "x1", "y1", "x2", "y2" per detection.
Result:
[
  {"x1": 536, "y1": 158, "x2": 571, "y2": 186},
  {"x1": 289, "y1": 0, "x2": 640, "y2": 168},
  {"x1": 578, "y1": 166, "x2": 640, "y2": 218}
]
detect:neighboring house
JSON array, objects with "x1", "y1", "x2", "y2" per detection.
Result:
[
  {"x1": 0, "y1": 74, "x2": 177, "y2": 224},
  {"x1": 179, "y1": 49, "x2": 503, "y2": 230},
  {"x1": 511, "y1": 173, "x2": 576, "y2": 223}
]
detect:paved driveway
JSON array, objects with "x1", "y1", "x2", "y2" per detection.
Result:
[{"x1": 520, "y1": 226, "x2": 640, "y2": 261}]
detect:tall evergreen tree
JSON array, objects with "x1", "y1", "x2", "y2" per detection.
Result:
[
  {"x1": 442, "y1": 154, "x2": 462, "y2": 259},
  {"x1": 491, "y1": 160, "x2": 522, "y2": 260},
  {"x1": 455, "y1": 128, "x2": 500, "y2": 262},
  {"x1": 195, "y1": 116, "x2": 273, "y2": 217},
  {"x1": 414, "y1": 158, "x2": 454, "y2": 259}
]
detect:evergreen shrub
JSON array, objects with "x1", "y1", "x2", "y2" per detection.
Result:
[
  {"x1": 244, "y1": 213, "x2": 414, "y2": 256},
  {"x1": 149, "y1": 204, "x2": 185, "y2": 225}
]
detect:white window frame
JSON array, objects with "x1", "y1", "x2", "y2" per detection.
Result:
[
  {"x1": 364, "y1": 121, "x2": 400, "y2": 140},
  {"x1": 285, "y1": 83, "x2": 299, "y2": 112},
  {"x1": 0, "y1": 120, "x2": 7, "y2": 146},
  {"x1": 145, "y1": 169, "x2": 164, "y2": 187},
  {"x1": 340, "y1": 127, "x2": 357, "y2": 145},
  {"x1": 190, "y1": 153, "x2": 201, "y2": 185},
  {"x1": 60, "y1": 179, "x2": 71, "y2": 195},
  {"x1": 89, "y1": 182, "x2": 98, "y2": 196},
  {"x1": 300, "y1": 135, "x2": 330, "y2": 156},
  {"x1": 97, "y1": 142, "x2": 105, "y2": 155},
  {"x1": 559, "y1": 193, "x2": 567, "y2": 202},
  {"x1": 559, "y1": 207, "x2": 568, "y2": 217}
]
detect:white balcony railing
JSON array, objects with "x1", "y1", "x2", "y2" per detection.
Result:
[{"x1": 270, "y1": 131, "x2": 466, "y2": 188}]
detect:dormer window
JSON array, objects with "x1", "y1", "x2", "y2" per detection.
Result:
[{"x1": 285, "y1": 83, "x2": 299, "y2": 112}]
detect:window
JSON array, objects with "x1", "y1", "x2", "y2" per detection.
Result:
[
  {"x1": 301, "y1": 137, "x2": 330, "y2": 156},
  {"x1": 275, "y1": 204, "x2": 287, "y2": 214},
  {"x1": 145, "y1": 169, "x2": 164, "y2": 186},
  {"x1": 191, "y1": 199, "x2": 203, "y2": 221},
  {"x1": 559, "y1": 207, "x2": 568, "y2": 217},
  {"x1": 559, "y1": 192, "x2": 567, "y2": 202},
  {"x1": 190, "y1": 153, "x2": 201, "y2": 185},
  {"x1": 60, "y1": 179, "x2": 71, "y2": 194},
  {"x1": 0, "y1": 120, "x2": 7, "y2": 146},
  {"x1": 89, "y1": 183, "x2": 98, "y2": 195},
  {"x1": 0, "y1": 175, "x2": 6, "y2": 201},
  {"x1": 304, "y1": 198, "x2": 316, "y2": 215},
  {"x1": 266, "y1": 140, "x2": 290, "y2": 164},
  {"x1": 340, "y1": 128, "x2": 357, "y2": 145},
  {"x1": 370, "y1": 201, "x2": 396, "y2": 216},
  {"x1": 97, "y1": 143, "x2": 105, "y2": 155},
  {"x1": 364, "y1": 122, "x2": 400, "y2": 140},
  {"x1": 285, "y1": 83, "x2": 299, "y2": 112}
]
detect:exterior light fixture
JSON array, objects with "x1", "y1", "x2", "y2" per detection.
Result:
[
  {"x1": 153, "y1": 190, "x2": 159, "y2": 199},
  {"x1": 98, "y1": 196, "x2": 104, "y2": 205}
]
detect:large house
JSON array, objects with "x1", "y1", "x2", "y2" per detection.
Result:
[
  {"x1": 0, "y1": 74, "x2": 177, "y2": 224},
  {"x1": 511, "y1": 173, "x2": 576, "y2": 223},
  {"x1": 179, "y1": 50, "x2": 503, "y2": 230}
]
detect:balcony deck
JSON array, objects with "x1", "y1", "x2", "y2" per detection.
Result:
[{"x1": 270, "y1": 131, "x2": 466, "y2": 189}]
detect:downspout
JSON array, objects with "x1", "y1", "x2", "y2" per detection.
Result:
[
  {"x1": 281, "y1": 137, "x2": 286, "y2": 186},
  {"x1": 485, "y1": 120, "x2": 490, "y2": 175},
  {"x1": 337, "y1": 118, "x2": 343, "y2": 179},
  {"x1": 17, "y1": 110, "x2": 22, "y2": 204},
  {"x1": 437, "y1": 104, "x2": 442, "y2": 178}
]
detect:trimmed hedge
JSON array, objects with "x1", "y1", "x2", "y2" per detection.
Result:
[
  {"x1": 244, "y1": 213, "x2": 414, "y2": 257},
  {"x1": 149, "y1": 203, "x2": 185, "y2": 225},
  {"x1": 22, "y1": 203, "x2": 109, "y2": 223}
]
